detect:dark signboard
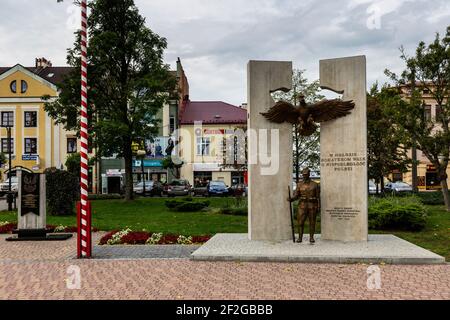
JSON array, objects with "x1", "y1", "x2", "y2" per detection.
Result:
[{"x1": 21, "y1": 172, "x2": 40, "y2": 216}]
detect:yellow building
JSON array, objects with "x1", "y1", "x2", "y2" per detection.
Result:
[
  {"x1": 178, "y1": 100, "x2": 247, "y2": 187},
  {"x1": 396, "y1": 84, "x2": 450, "y2": 190},
  {"x1": 0, "y1": 58, "x2": 93, "y2": 187}
]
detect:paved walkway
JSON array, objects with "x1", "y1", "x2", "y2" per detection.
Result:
[{"x1": 0, "y1": 234, "x2": 449, "y2": 300}]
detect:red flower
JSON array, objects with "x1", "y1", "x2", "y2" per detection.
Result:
[
  {"x1": 99, "y1": 230, "x2": 118, "y2": 245},
  {"x1": 159, "y1": 234, "x2": 179, "y2": 244},
  {"x1": 0, "y1": 223, "x2": 17, "y2": 234},
  {"x1": 120, "y1": 232, "x2": 150, "y2": 245},
  {"x1": 191, "y1": 235, "x2": 211, "y2": 244}
]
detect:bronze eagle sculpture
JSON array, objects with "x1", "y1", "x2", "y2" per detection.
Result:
[{"x1": 261, "y1": 95, "x2": 355, "y2": 136}]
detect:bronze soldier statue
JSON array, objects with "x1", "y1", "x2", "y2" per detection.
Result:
[{"x1": 287, "y1": 168, "x2": 320, "y2": 243}]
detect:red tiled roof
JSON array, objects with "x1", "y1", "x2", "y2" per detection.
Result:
[
  {"x1": 180, "y1": 101, "x2": 247, "y2": 125},
  {"x1": 0, "y1": 65, "x2": 73, "y2": 86}
]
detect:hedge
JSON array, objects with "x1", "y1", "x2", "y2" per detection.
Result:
[{"x1": 368, "y1": 196, "x2": 427, "y2": 231}]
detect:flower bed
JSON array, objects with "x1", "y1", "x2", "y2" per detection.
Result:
[
  {"x1": 98, "y1": 229, "x2": 211, "y2": 245},
  {"x1": 0, "y1": 222, "x2": 99, "y2": 234}
]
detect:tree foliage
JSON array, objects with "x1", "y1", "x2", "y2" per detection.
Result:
[
  {"x1": 44, "y1": 0, "x2": 176, "y2": 200},
  {"x1": 45, "y1": 168, "x2": 80, "y2": 216},
  {"x1": 367, "y1": 84, "x2": 412, "y2": 192},
  {"x1": 272, "y1": 69, "x2": 324, "y2": 181},
  {"x1": 65, "y1": 152, "x2": 81, "y2": 178},
  {"x1": 385, "y1": 26, "x2": 450, "y2": 211}
]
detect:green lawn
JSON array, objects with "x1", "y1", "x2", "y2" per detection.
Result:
[
  {"x1": 0, "y1": 197, "x2": 247, "y2": 236},
  {"x1": 1, "y1": 198, "x2": 448, "y2": 260}
]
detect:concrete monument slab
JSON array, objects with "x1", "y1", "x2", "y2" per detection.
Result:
[
  {"x1": 319, "y1": 56, "x2": 368, "y2": 242},
  {"x1": 247, "y1": 61, "x2": 293, "y2": 241},
  {"x1": 191, "y1": 234, "x2": 445, "y2": 264}
]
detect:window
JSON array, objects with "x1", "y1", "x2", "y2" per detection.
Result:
[
  {"x1": 24, "y1": 138, "x2": 37, "y2": 154},
  {"x1": 1, "y1": 112, "x2": 13, "y2": 127},
  {"x1": 21, "y1": 80, "x2": 28, "y2": 94},
  {"x1": 1, "y1": 138, "x2": 13, "y2": 154},
  {"x1": 9, "y1": 81, "x2": 16, "y2": 93},
  {"x1": 169, "y1": 116, "x2": 176, "y2": 134},
  {"x1": 424, "y1": 105, "x2": 432, "y2": 121},
  {"x1": 67, "y1": 138, "x2": 77, "y2": 153},
  {"x1": 196, "y1": 137, "x2": 210, "y2": 156},
  {"x1": 24, "y1": 111, "x2": 37, "y2": 127}
]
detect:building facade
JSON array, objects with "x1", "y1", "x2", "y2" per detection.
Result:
[
  {"x1": 178, "y1": 101, "x2": 247, "y2": 187},
  {"x1": 0, "y1": 59, "x2": 95, "y2": 187},
  {"x1": 396, "y1": 84, "x2": 450, "y2": 190},
  {"x1": 100, "y1": 57, "x2": 189, "y2": 193}
]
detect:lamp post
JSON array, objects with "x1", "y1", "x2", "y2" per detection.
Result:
[{"x1": 137, "y1": 150, "x2": 146, "y2": 195}]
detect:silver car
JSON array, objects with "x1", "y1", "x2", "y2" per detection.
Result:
[
  {"x1": 369, "y1": 181, "x2": 377, "y2": 195},
  {"x1": 385, "y1": 181, "x2": 413, "y2": 194},
  {"x1": 133, "y1": 181, "x2": 154, "y2": 195},
  {"x1": 167, "y1": 179, "x2": 192, "y2": 197},
  {"x1": 0, "y1": 176, "x2": 19, "y2": 196}
]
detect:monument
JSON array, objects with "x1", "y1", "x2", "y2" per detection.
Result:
[
  {"x1": 191, "y1": 57, "x2": 445, "y2": 264},
  {"x1": 6, "y1": 169, "x2": 72, "y2": 241}
]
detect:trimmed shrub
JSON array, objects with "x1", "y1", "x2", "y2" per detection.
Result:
[
  {"x1": 88, "y1": 194, "x2": 124, "y2": 201},
  {"x1": 416, "y1": 191, "x2": 444, "y2": 205},
  {"x1": 165, "y1": 198, "x2": 210, "y2": 212},
  {"x1": 45, "y1": 168, "x2": 79, "y2": 216},
  {"x1": 368, "y1": 196, "x2": 427, "y2": 231},
  {"x1": 219, "y1": 207, "x2": 247, "y2": 216}
]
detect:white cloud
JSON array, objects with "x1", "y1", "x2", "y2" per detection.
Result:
[{"x1": 0, "y1": 0, "x2": 448, "y2": 105}]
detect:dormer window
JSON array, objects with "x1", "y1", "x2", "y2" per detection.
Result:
[
  {"x1": 10, "y1": 80, "x2": 17, "y2": 93},
  {"x1": 21, "y1": 80, "x2": 28, "y2": 93}
]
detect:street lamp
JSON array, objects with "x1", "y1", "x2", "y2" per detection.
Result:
[{"x1": 137, "y1": 150, "x2": 146, "y2": 195}]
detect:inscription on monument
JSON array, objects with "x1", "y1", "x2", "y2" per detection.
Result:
[
  {"x1": 21, "y1": 172, "x2": 40, "y2": 216},
  {"x1": 325, "y1": 207, "x2": 361, "y2": 221},
  {"x1": 321, "y1": 152, "x2": 366, "y2": 172}
]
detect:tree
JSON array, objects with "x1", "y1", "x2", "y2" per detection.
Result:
[
  {"x1": 367, "y1": 84, "x2": 412, "y2": 193},
  {"x1": 272, "y1": 69, "x2": 324, "y2": 182},
  {"x1": 44, "y1": 0, "x2": 176, "y2": 200},
  {"x1": 65, "y1": 152, "x2": 81, "y2": 178},
  {"x1": 45, "y1": 167, "x2": 79, "y2": 216},
  {"x1": 385, "y1": 26, "x2": 450, "y2": 210}
]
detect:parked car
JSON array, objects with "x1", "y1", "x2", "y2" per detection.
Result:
[
  {"x1": 207, "y1": 180, "x2": 230, "y2": 197},
  {"x1": 192, "y1": 183, "x2": 209, "y2": 197},
  {"x1": 229, "y1": 183, "x2": 247, "y2": 197},
  {"x1": 167, "y1": 179, "x2": 192, "y2": 197},
  {"x1": 369, "y1": 181, "x2": 377, "y2": 195},
  {"x1": 134, "y1": 181, "x2": 164, "y2": 197},
  {"x1": 0, "y1": 176, "x2": 19, "y2": 197},
  {"x1": 385, "y1": 181, "x2": 413, "y2": 195}
]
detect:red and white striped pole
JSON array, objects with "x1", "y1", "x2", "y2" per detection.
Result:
[{"x1": 77, "y1": 0, "x2": 92, "y2": 258}]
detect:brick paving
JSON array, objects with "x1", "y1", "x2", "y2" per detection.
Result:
[{"x1": 0, "y1": 234, "x2": 449, "y2": 300}]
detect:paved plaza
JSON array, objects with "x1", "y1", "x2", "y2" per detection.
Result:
[{"x1": 0, "y1": 233, "x2": 449, "y2": 300}]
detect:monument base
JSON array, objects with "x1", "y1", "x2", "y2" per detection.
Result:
[
  {"x1": 191, "y1": 234, "x2": 445, "y2": 264},
  {"x1": 5, "y1": 229, "x2": 73, "y2": 241}
]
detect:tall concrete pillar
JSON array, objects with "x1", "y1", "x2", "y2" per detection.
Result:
[
  {"x1": 247, "y1": 60, "x2": 293, "y2": 241},
  {"x1": 319, "y1": 56, "x2": 368, "y2": 242}
]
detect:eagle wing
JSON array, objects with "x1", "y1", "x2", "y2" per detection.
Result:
[
  {"x1": 260, "y1": 101, "x2": 299, "y2": 124},
  {"x1": 309, "y1": 99, "x2": 355, "y2": 123}
]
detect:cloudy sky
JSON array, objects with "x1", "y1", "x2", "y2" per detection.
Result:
[{"x1": 1, "y1": 0, "x2": 449, "y2": 105}]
